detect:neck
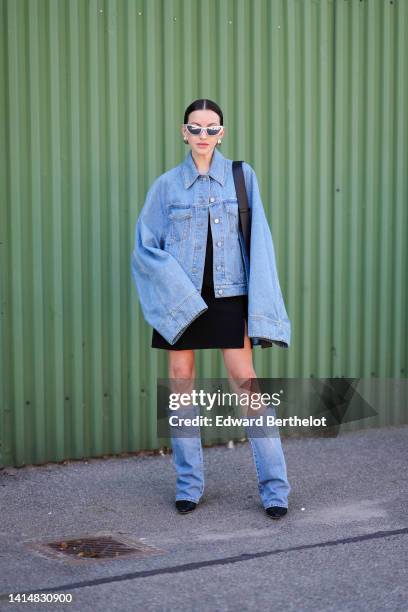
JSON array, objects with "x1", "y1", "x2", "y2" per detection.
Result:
[{"x1": 191, "y1": 149, "x2": 214, "y2": 174}]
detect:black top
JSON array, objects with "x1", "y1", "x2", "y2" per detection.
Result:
[{"x1": 202, "y1": 210, "x2": 213, "y2": 289}]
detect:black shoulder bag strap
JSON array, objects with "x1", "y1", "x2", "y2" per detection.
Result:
[
  {"x1": 232, "y1": 161, "x2": 272, "y2": 349},
  {"x1": 232, "y1": 160, "x2": 251, "y2": 264}
]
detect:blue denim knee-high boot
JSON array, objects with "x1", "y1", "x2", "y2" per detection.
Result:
[
  {"x1": 245, "y1": 404, "x2": 291, "y2": 508},
  {"x1": 169, "y1": 402, "x2": 205, "y2": 503}
]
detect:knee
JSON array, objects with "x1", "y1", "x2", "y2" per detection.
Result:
[
  {"x1": 228, "y1": 367, "x2": 257, "y2": 381},
  {"x1": 169, "y1": 363, "x2": 195, "y2": 379}
]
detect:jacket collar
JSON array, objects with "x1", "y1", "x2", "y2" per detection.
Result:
[{"x1": 182, "y1": 147, "x2": 227, "y2": 189}]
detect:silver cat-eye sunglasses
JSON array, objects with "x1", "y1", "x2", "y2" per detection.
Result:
[{"x1": 184, "y1": 123, "x2": 223, "y2": 136}]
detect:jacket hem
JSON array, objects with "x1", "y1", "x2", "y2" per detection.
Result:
[{"x1": 211, "y1": 284, "x2": 248, "y2": 297}]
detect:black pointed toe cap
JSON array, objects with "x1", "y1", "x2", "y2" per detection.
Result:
[
  {"x1": 175, "y1": 500, "x2": 197, "y2": 513},
  {"x1": 265, "y1": 506, "x2": 288, "y2": 519}
]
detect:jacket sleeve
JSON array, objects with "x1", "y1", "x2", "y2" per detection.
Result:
[
  {"x1": 130, "y1": 178, "x2": 208, "y2": 344},
  {"x1": 242, "y1": 162, "x2": 291, "y2": 348}
]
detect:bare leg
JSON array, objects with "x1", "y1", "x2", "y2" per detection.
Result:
[
  {"x1": 167, "y1": 349, "x2": 204, "y2": 504},
  {"x1": 221, "y1": 320, "x2": 291, "y2": 509}
]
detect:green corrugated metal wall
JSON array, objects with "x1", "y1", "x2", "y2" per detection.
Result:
[{"x1": 0, "y1": 0, "x2": 407, "y2": 467}]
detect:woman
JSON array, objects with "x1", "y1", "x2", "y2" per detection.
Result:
[{"x1": 131, "y1": 98, "x2": 291, "y2": 518}]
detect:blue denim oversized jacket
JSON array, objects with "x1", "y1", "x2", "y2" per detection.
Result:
[{"x1": 130, "y1": 147, "x2": 291, "y2": 348}]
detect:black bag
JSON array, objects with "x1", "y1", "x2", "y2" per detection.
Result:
[{"x1": 232, "y1": 161, "x2": 251, "y2": 263}]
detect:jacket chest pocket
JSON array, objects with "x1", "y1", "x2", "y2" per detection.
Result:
[
  {"x1": 225, "y1": 200, "x2": 240, "y2": 235},
  {"x1": 167, "y1": 205, "x2": 193, "y2": 244}
]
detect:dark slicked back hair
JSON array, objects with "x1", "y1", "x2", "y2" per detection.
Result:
[{"x1": 183, "y1": 98, "x2": 223, "y2": 125}]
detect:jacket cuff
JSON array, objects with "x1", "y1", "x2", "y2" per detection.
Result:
[
  {"x1": 248, "y1": 314, "x2": 291, "y2": 348},
  {"x1": 165, "y1": 291, "x2": 208, "y2": 345}
]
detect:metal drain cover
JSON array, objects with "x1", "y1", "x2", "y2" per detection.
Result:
[{"x1": 27, "y1": 532, "x2": 166, "y2": 563}]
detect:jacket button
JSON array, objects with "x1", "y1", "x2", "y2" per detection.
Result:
[
  {"x1": 216, "y1": 265, "x2": 222, "y2": 270},
  {"x1": 209, "y1": 196, "x2": 215, "y2": 202},
  {"x1": 217, "y1": 241, "x2": 222, "y2": 247},
  {"x1": 214, "y1": 218, "x2": 219, "y2": 223},
  {"x1": 218, "y1": 289, "x2": 223, "y2": 295}
]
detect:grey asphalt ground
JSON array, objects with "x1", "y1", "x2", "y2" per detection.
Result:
[{"x1": 0, "y1": 424, "x2": 407, "y2": 612}]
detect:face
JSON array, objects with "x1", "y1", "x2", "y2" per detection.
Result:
[{"x1": 181, "y1": 109, "x2": 225, "y2": 158}]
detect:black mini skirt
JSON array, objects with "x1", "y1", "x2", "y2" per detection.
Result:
[
  {"x1": 151, "y1": 211, "x2": 250, "y2": 351},
  {"x1": 151, "y1": 286, "x2": 249, "y2": 350}
]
